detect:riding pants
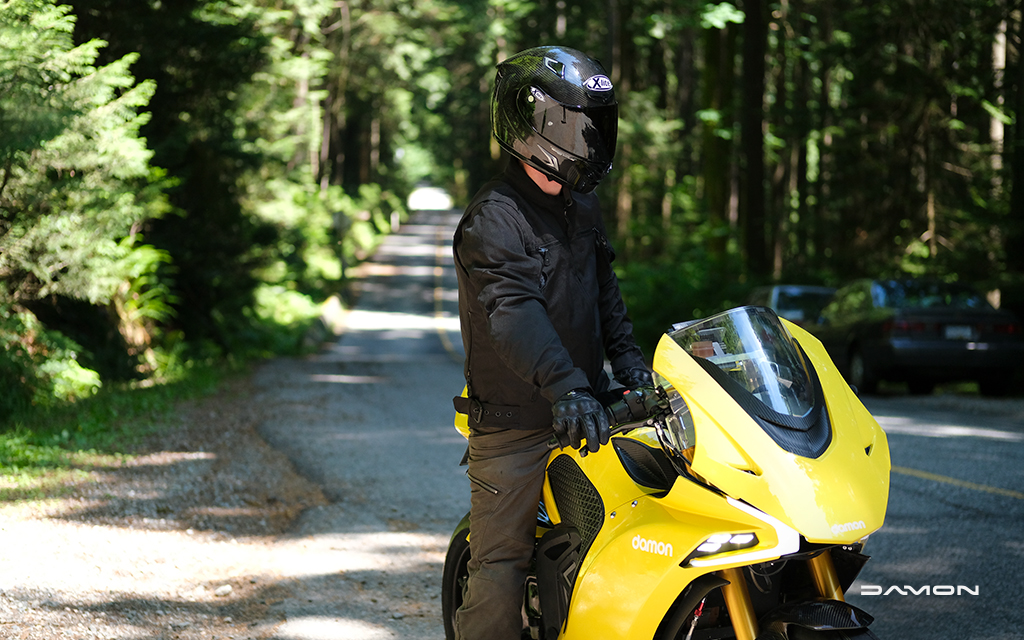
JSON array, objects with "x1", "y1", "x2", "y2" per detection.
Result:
[{"x1": 454, "y1": 425, "x2": 554, "y2": 640}]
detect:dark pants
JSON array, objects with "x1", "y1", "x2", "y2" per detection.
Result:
[{"x1": 454, "y1": 425, "x2": 554, "y2": 640}]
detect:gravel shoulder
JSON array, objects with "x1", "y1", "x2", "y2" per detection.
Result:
[{"x1": 0, "y1": 374, "x2": 329, "y2": 640}]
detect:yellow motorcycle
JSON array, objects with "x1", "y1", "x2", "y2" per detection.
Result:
[{"x1": 444, "y1": 306, "x2": 890, "y2": 640}]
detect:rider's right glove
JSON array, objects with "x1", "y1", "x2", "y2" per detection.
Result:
[{"x1": 551, "y1": 389, "x2": 611, "y2": 454}]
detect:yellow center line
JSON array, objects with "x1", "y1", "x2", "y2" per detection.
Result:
[{"x1": 891, "y1": 466, "x2": 1024, "y2": 501}]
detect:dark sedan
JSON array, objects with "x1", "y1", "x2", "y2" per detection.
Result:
[{"x1": 809, "y1": 279, "x2": 1024, "y2": 396}]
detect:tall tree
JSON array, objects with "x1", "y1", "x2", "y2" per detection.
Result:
[
  {"x1": 0, "y1": 1, "x2": 162, "y2": 307},
  {"x1": 740, "y1": 0, "x2": 768, "y2": 276}
]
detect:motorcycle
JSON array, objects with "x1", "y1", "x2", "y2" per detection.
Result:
[{"x1": 443, "y1": 306, "x2": 890, "y2": 640}]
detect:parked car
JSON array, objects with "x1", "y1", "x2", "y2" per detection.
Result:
[
  {"x1": 746, "y1": 284, "x2": 836, "y2": 326},
  {"x1": 809, "y1": 278, "x2": 1024, "y2": 395}
]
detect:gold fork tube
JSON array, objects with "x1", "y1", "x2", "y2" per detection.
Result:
[
  {"x1": 718, "y1": 567, "x2": 758, "y2": 640},
  {"x1": 808, "y1": 551, "x2": 845, "y2": 601}
]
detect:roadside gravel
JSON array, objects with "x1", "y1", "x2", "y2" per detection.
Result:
[{"x1": 0, "y1": 374, "x2": 328, "y2": 640}]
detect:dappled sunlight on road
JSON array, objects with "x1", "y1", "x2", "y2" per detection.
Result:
[
  {"x1": 342, "y1": 309, "x2": 460, "y2": 332},
  {"x1": 353, "y1": 264, "x2": 439, "y2": 277},
  {"x1": 309, "y1": 374, "x2": 388, "y2": 384},
  {"x1": 274, "y1": 616, "x2": 394, "y2": 640},
  {"x1": 273, "y1": 531, "x2": 448, "y2": 577},
  {"x1": 875, "y1": 416, "x2": 1024, "y2": 441}
]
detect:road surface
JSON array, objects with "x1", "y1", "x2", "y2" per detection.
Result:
[{"x1": 253, "y1": 207, "x2": 1024, "y2": 639}]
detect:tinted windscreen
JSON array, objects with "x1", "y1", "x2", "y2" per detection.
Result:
[{"x1": 670, "y1": 307, "x2": 815, "y2": 418}]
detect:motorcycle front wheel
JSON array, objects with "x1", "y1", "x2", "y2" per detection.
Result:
[{"x1": 441, "y1": 521, "x2": 471, "y2": 640}]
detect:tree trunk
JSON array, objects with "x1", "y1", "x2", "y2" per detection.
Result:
[
  {"x1": 740, "y1": 0, "x2": 768, "y2": 276},
  {"x1": 703, "y1": 23, "x2": 738, "y2": 261},
  {"x1": 1009, "y1": 5, "x2": 1024, "y2": 273}
]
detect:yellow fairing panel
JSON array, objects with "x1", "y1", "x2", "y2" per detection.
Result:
[
  {"x1": 557, "y1": 465, "x2": 787, "y2": 639},
  {"x1": 652, "y1": 322, "x2": 890, "y2": 544},
  {"x1": 454, "y1": 386, "x2": 470, "y2": 439}
]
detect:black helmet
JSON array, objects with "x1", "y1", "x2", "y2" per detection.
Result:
[{"x1": 492, "y1": 46, "x2": 618, "y2": 193}]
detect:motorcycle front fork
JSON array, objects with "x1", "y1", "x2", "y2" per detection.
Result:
[{"x1": 718, "y1": 552, "x2": 844, "y2": 640}]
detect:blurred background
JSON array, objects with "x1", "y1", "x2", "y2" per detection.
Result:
[{"x1": 2, "y1": 0, "x2": 1022, "y2": 418}]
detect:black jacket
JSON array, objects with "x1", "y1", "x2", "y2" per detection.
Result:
[{"x1": 453, "y1": 161, "x2": 645, "y2": 429}]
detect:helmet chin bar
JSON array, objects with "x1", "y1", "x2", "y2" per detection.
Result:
[{"x1": 513, "y1": 143, "x2": 610, "y2": 194}]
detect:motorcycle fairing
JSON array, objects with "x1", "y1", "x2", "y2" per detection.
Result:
[
  {"x1": 652, "y1": 320, "x2": 890, "y2": 544},
  {"x1": 546, "y1": 456, "x2": 799, "y2": 639}
]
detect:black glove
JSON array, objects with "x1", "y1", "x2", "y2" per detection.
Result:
[
  {"x1": 551, "y1": 389, "x2": 611, "y2": 453},
  {"x1": 615, "y1": 366, "x2": 654, "y2": 390}
]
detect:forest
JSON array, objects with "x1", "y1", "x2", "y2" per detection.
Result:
[{"x1": 1, "y1": 0, "x2": 1022, "y2": 416}]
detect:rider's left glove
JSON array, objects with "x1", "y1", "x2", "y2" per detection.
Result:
[
  {"x1": 551, "y1": 389, "x2": 611, "y2": 454},
  {"x1": 615, "y1": 366, "x2": 654, "y2": 390}
]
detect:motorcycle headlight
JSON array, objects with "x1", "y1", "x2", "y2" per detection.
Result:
[
  {"x1": 683, "y1": 532, "x2": 760, "y2": 566},
  {"x1": 654, "y1": 373, "x2": 695, "y2": 460}
]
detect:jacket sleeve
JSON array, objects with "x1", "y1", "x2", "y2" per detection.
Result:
[
  {"x1": 594, "y1": 220, "x2": 647, "y2": 377},
  {"x1": 457, "y1": 201, "x2": 591, "y2": 403}
]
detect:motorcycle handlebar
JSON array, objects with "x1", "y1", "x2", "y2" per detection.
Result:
[{"x1": 604, "y1": 386, "x2": 668, "y2": 427}]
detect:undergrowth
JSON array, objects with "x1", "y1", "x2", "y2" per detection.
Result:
[{"x1": 0, "y1": 362, "x2": 235, "y2": 502}]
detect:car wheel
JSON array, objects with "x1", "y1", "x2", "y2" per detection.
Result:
[
  {"x1": 907, "y1": 379, "x2": 935, "y2": 395},
  {"x1": 848, "y1": 349, "x2": 878, "y2": 395},
  {"x1": 979, "y1": 372, "x2": 1014, "y2": 397}
]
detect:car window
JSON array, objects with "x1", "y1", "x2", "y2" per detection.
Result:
[
  {"x1": 820, "y1": 283, "x2": 868, "y2": 321},
  {"x1": 776, "y1": 290, "x2": 834, "y2": 321},
  {"x1": 747, "y1": 287, "x2": 770, "y2": 307},
  {"x1": 844, "y1": 283, "x2": 874, "y2": 314},
  {"x1": 870, "y1": 282, "x2": 887, "y2": 308},
  {"x1": 880, "y1": 281, "x2": 990, "y2": 310}
]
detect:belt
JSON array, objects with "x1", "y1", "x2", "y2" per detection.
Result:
[{"x1": 452, "y1": 395, "x2": 553, "y2": 428}]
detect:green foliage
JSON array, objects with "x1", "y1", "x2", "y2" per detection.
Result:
[
  {"x1": 3, "y1": 0, "x2": 1022, "y2": 417},
  {"x1": 0, "y1": 0, "x2": 166, "y2": 306},
  {"x1": 0, "y1": 361, "x2": 225, "y2": 498},
  {"x1": 0, "y1": 305, "x2": 101, "y2": 418}
]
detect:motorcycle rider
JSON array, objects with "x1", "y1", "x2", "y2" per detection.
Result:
[{"x1": 452, "y1": 45, "x2": 653, "y2": 640}]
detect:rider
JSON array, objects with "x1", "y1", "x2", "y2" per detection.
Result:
[{"x1": 452, "y1": 45, "x2": 653, "y2": 640}]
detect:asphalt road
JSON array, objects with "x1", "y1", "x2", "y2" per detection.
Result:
[
  {"x1": 847, "y1": 394, "x2": 1024, "y2": 639},
  {"x1": 253, "y1": 207, "x2": 1024, "y2": 639}
]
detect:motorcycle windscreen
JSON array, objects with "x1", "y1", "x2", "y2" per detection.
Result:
[
  {"x1": 670, "y1": 307, "x2": 817, "y2": 421},
  {"x1": 655, "y1": 307, "x2": 890, "y2": 543}
]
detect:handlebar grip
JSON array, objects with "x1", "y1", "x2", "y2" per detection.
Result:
[
  {"x1": 605, "y1": 400, "x2": 634, "y2": 426},
  {"x1": 604, "y1": 387, "x2": 666, "y2": 427}
]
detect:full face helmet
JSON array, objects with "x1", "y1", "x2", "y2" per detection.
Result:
[{"x1": 491, "y1": 46, "x2": 618, "y2": 193}]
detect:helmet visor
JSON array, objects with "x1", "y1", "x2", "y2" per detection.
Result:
[{"x1": 520, "y1": 87, "x2": 617, "y2": 166}]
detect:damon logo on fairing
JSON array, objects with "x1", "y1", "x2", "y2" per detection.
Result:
[
  {"x1": 831, "y1": 520, "x2": 866, "y2": 536},
  {"x1": 632, "y1": 535, "x2": 673, "y2": 557}
]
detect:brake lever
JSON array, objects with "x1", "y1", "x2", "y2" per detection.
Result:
[{"x1": 577, "y1": 409, "x2": 670, "y2": 457}]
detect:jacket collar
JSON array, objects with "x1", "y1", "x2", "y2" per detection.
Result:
[{"x1": 503, "y1": 160, "x2": 570, "y2": 215}]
